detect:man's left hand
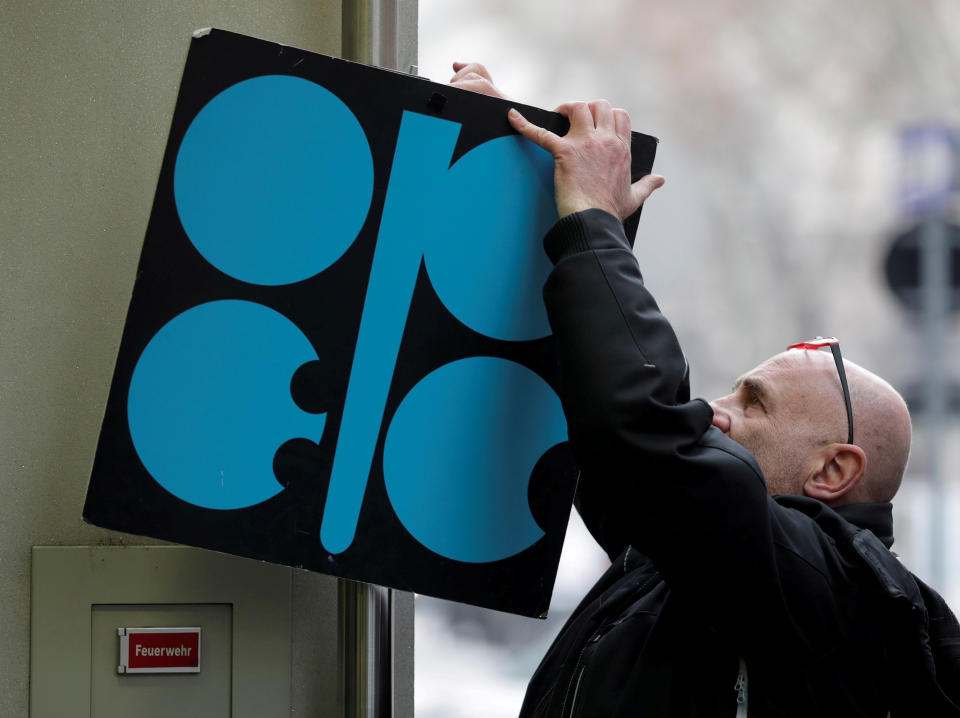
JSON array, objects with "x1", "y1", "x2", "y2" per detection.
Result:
[{"x1": 508, "y1": 101, "x2": 664, "y2": 220}]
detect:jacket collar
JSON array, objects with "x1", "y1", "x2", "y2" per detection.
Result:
[
  {"x1": 834, "y1": 502, "x2": 895, "y2": 549},
  {"x1": 773, "y1": 495, "x2": 896, "y2": 549}
]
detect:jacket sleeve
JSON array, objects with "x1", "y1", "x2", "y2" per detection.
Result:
[{"x1": 543, "y1": 209, "x2": 819, "y2": 654}]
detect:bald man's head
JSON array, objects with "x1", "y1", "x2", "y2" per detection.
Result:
[
  {"x1": 709, "y1": 349, "x2": 911, "y2": 506},
  {"x1": 841, "y1": 360, "x2": 912, "y2": 502}
]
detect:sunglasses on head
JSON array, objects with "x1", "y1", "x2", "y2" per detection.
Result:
[{"x1": 786, "y1": 337, "x2": 854, "y2": 445}]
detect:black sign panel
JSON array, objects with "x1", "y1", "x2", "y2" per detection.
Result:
[
  {"x1": 885, "y1": 219, "x2": 960, "y2": 314},
  {"x1": 83, "y1": 29, "x2": 658, "y2": 617}
]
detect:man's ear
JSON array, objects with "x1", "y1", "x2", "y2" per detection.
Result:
[{"x1": 803, "y1": 445, "x2": 867, "y2": 505}]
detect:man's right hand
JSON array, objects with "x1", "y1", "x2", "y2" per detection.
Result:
[{"x1": 449, "y1": 62, "x2": 508, "y2": 99}]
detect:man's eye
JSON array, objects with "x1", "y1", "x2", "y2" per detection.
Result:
[{"x1": 748, "y1": 393, "x2": 763, "y2": 408}]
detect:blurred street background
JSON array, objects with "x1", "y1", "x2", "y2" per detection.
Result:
[{"x1": 413, "y1": 0, "x2": 960, "y2": 715}]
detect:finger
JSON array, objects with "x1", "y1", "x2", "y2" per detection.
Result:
[
  {"x1": 553, "y1": 101, "x2": 585, "y2": 116},
  {"x1": 508, "y1": 108, "x2": 562, "y2": 153},
  {"x1": 613, "y1": 108, "x2": 631, "y2": 143},
  {"x1": 452, "y1": 74, "x2": 506, "y2": 99},
  {"x1": 589, "y1": 100, "x2": 615, "y2": 131},
  {"x1": 454, "y1": 78, "x2": 487, "y2": 90},
  {"x1": 451, "y1": 72, "x2": 486, "y2": 86},
  {"x1": 554, "y1": 101, "x2": 595, "y2": 134},
  {"x1": 450, "y1": 61, "x2": 491, "y2": 83},
  {"x1": 451, "y1": 61, "x2": 472, "y2": 79},
  {"x1": 628, "y1": 174, "x2": 666, "y2": 210},
  {"x1": 449, "y1": 62, "x2": 470, "y2": 82}
]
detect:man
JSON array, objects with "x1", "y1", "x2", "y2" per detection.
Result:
[{"x1": 451, "y1": 63, "x2": 960, "y2": 716}]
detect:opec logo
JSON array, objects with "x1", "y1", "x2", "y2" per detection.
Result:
[{"x1": 125, "y1": 75, "x2": 568, "y2": 564}]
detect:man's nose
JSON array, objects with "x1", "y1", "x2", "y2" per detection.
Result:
[{"x1": 708, "y1": 399, "x2": 732, "y2": 433}]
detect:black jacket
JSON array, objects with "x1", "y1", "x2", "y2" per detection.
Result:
[{"x1": 521, "y1": 209, "x2": 960, "y2": 717}]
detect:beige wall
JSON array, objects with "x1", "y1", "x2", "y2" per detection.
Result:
[{"x1": 0, "y1": 2, "x2": 413, "y2": 715}]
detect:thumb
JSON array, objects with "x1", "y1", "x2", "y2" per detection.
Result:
[{"x1": 628, "y1": 174, "x2": 665, "y2": 211}]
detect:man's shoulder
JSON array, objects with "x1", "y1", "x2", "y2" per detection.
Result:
[{"x1": 767, "y1": 495, "x2": 887, "y2": 583}]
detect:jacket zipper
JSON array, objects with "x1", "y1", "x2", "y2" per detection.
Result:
[
  {"x1": 565, "y1": 664, "x2": 587, "y2": 718},
  {"x1": 560, "y1": 572, "x2": 661, "y2": 718},
  {"x1": 560, "y1": 635, "x2": 595, "y2": 718},
  {"x1": 564, "y1": 651, "x2": 750, "y2": 718},
  {"x1": 734, "y1": 657, "x2": 748, "y2": 718}
]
